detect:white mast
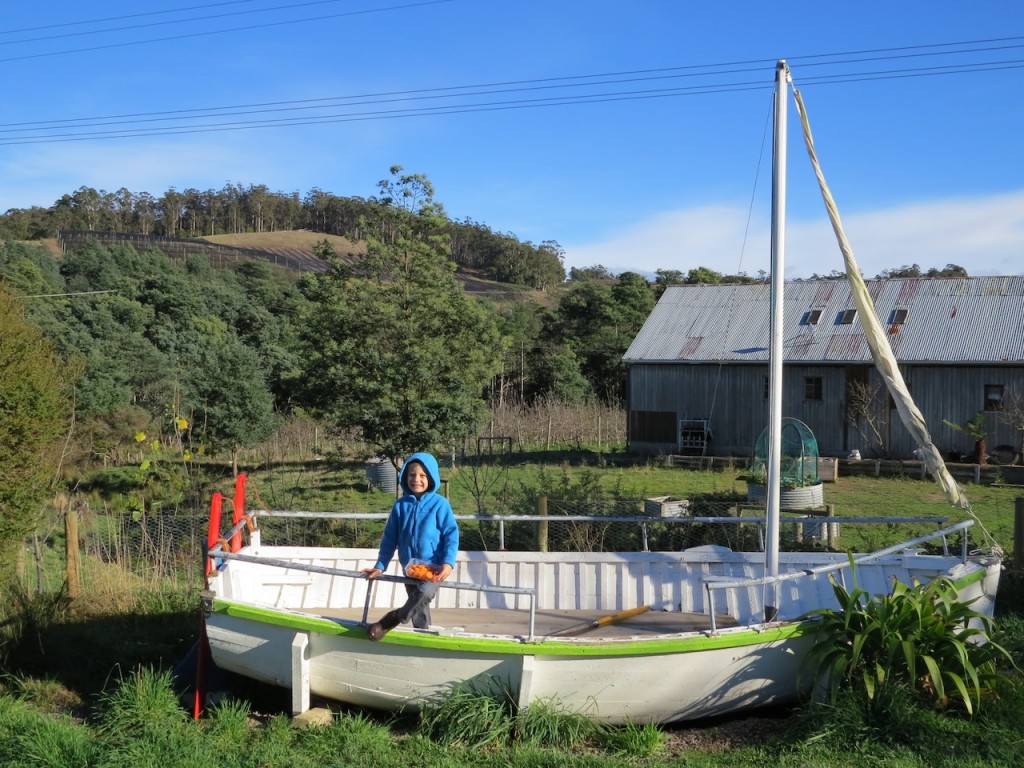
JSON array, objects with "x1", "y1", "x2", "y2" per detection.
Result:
[{"x1": 766, "y1": 59, "x2": 789, "y2": 616}]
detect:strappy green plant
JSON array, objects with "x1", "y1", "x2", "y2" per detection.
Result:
[{"x1": 803, "y1": 557, "x2": 1013, "y2": 715}]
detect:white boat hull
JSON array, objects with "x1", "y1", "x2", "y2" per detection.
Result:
[{"x1": 203, "y1": 545, "x2": 1000, "y2": 724}]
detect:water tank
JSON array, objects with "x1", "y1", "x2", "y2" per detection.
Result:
[{"x1": 365, "y1": 457, "x2": 398, "y2": 493}]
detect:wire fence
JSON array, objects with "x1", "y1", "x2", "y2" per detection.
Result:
[{"x1": 18, "y1": 492, "x2": 973, "y2": 600}]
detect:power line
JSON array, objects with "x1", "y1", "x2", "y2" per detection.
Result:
[
  {"x1": 1, "y1": 26, "x2": 1021, "y2": 145},
  {"x1": 19, "y1": 290, "x2": 118, "y2": 299},
  {"x1": 0, "y1": 0, "x2": 266, "y2": 35},
  {"x1": 0, "y1": 0, "x2": 453, "y2": 62},
  {"x1": 0, "y1": 0, "x2": 268, "y2": 36},
  {"x1": 1, "y1": 55, "x2": 1021, "y2": 146}
]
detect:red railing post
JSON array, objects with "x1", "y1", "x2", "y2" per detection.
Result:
[
  {"x1": 196, "y1": 490, "x2": 225, "y2": 720},
  {"x1": 231, "y1": 473, "x2": 247, "y2": 552},
  {"x1": 206, "y1": 492, "x2": 223, "y2": 578}
]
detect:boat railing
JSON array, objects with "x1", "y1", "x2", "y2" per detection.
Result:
[
  {"x1": 701, "y1": 519, "x2": 978, "y2": 632},
  {"x1": 206, "y1": 509, "x2": 973, "y2": 639},
  {"x1": 208, "y1": 513, "x2": 543, "y2": 638}
]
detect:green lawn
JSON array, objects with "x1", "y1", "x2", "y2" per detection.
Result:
[{"x1": 4, "y1": 457, "x2": 1024, "y2": 767}]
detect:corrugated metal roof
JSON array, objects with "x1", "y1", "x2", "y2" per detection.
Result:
[{"x1": 623, "y1": 276, "x2": 1024, "y2": 364}]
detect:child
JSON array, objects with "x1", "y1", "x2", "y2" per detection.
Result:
[{"x1": 361, "y1": 451, "x2": 459, "y2": 641}]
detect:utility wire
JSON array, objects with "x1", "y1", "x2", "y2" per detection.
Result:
[
  {"x1": 0, "y1": 1, "x2": 397, "y2": 46},
  {"x1": 0, "y1": 0, "x2": 267, "y2": 35},
  {"x1": 0, "y1": 0, "x2": 453, "y2": 62},
  {"x1": 1, "y1": 21, "x2": 1021, "y2": 145},
  {"x1": 2, "y1": 34, "x2": 1020, "y2": 131},
  {"x1": 1, "y1": 56, "x2": 1021, "y2": 146}
]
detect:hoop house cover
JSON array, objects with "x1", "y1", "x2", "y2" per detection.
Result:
[{"x1": 752, "y1": 418, "x2": 820, "y2": 488}]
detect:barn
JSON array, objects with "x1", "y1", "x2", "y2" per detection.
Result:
[{"x1": 622, "y1": 276, "x2": 1024, "y2": 461}]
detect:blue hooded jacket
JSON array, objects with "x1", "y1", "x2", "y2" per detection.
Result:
[{"x1": 372, "y1": 451, "x2": 459, "y2": 572}]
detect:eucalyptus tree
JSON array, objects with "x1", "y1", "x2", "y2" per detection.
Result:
[
  {"x1": 685, "y1": 266, "x2": 724, "y2": 284},
  {"x1": 134, "y1": 192, "x2": 158, "y2": 235},
  {"x1": 297, "y1": 167, "x2": 503, "y2": 463},
  {"x1": 182, "y1": 324, "x2": 278, "y2": 477},
  {"x1": 0, "y1": 286, "x2": 78, "y2": 565},
  {"x1": 568, "y1": 264, "x2": 614, "y2": 282},
  {"x1": 159, "y1": 188, "x2": 184, "y2": 237},
  {"x1": 542, "y1": 271, "x2": 655, "y2": 405}
]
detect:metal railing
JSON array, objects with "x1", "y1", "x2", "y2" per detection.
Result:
[
  {"x1": 207, "y1": 510, "x2": 975, "y2": 641},
  {"x1": 208, "y1": 512, "x2": 541, "y2": 638},
  {"x1": 702, "y1": 519, "x2": 978, "y2": 632}
]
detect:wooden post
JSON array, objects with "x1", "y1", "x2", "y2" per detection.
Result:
[
  {"x1": 33, "y1": 536, "x2": 43, "y2": 595},
  {"x1": 536, "y1": 496, "x2": 549, "y2": 553},
  {"x1": 65, "y1": 501, "x2": 80, "y2": 599},
  {"x1": 1015, "y1": 497, "x2": 1024, "y2": 569},
  {"x1": 825, "y1": 503, "x2": 836, "y2": 548}
]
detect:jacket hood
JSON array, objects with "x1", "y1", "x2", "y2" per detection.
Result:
[{"x1": 399, "y1": 451, "x2": 441, "y2": 494}]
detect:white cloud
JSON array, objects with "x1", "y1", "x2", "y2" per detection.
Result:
[
  {"x1": 564, "y1": 190, "x2": 1024, "y2": 280},
  {"x1": 0, "y1": 134, "x2": 316, "y2": 212}
]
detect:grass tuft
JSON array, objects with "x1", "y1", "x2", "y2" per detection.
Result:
[
  {"x1": 515, "y1": 697, "x2": 607, "y2": 749},
  {"x1": 0, "y1": 694, "x2": 96, "y2": 768},
  {"x1": 600, "y1": 719, "x2": 666, "y2": 758},
  {"x1": 418, "y1": 680, "x2": 516, "y2": 749}
]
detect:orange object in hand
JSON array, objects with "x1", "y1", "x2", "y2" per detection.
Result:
[{"x1": 406, "y1": 563, "x2": 438, "y2": 580}]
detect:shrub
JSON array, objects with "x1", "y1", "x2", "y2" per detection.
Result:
[{"x1": 804, "y1": 559, "x2": 1014, "y2": 715}]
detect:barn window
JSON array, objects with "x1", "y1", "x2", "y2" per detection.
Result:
[
  {"x1": 984, "y1": 384, "x2": 1005, "y2": 412},
  {"x1": 890, "y1": 308, "x2": 909, "y2": 325},
  {"x1": 805, "y1": 376, "x2": 823, "y2": 401},
  {"x1": 629, "y1": 411, "x2": 676, "y2": 443},
  {"x1": 838, "y1": 309, "x2": 857, "y2": 325},
  {"x1": 802, "y1": 309, "x2": 823, "y2": 325}
]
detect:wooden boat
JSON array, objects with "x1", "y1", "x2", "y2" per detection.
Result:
[
  {"x1": 202, "y1": 502, "x2": 998, "y2": 724},
  {"x1": 199, "y1": 63, "x2": 1003, "y2": 724}
]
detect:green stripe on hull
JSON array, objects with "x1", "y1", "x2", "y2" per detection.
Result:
[
  {"x1": 211, "y1": 565, "x2": 987, "y2": 658},
  {"x1": 212, "y1": 599, "x2": 813, "y2": 656}
]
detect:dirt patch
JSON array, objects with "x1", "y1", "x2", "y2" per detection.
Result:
[{"x1": 661, "y1": 712, "x2": 787, "y2": 754}]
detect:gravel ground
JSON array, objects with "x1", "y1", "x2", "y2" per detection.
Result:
[{"x1": 661, "y1": 713, "x2": 787, "y2": 754}]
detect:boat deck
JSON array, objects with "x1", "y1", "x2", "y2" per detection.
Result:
[{"x1": 300, "y1": 607, "x2": 737, "y2": 638}]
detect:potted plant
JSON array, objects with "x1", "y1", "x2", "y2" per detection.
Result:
[
  {"x1": 744, "y1": 466, "x2": 824, "y2": 509},
  {"x1": 943, "y1": 411, "x2": 988, "y2": 465}
]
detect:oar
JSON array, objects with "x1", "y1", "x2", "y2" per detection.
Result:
[{"x1": 547, "y1": 605, "x2": 651, "y2": 637}]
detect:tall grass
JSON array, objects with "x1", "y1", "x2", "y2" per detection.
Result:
[
  {"x1": 2, "y1": 649, "x2": 1024, "y2": 766},
  {"x1": 5, "y1": 453, "x2": 1024, "y2": 767}
]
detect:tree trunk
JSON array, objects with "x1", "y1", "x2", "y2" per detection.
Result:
[{"x1": 974, "y1": 438, "x2": 987, "y2": 465}]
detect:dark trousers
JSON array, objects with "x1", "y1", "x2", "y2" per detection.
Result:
[{"x1": 397, "y1": 580, "x2": 439, "y2": 628}]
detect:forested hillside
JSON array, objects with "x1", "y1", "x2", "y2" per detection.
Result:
[
  {"x1": 0, "y1": 171, "x2": 662, "y2": 498},
  {"x1": 0, "y1": 170, "x2": 565, "y2": 290}
]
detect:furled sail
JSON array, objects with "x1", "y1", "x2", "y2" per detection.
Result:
[{"x1": 790, "y1": 87, "x2": 967, "y2": 509}]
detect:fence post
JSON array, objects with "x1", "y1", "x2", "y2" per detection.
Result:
[
  {"x1": 1015, "y1": 497, "x2": 1024, "y2": 569},
  {"x1": 65, "y1": 500, "x2": 80, "y2": 599},
  {"x1": 536, "y1": 496, "x2": 549, "y2": 553}
]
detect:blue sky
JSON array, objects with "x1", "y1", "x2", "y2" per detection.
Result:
[{"x1": 2, "y1": 1, "x2": 1022, "y2": 280}]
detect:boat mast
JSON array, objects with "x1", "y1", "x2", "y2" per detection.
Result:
[{"x1": 766, "y1": 60, "x2": 789, "y2": 611}]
